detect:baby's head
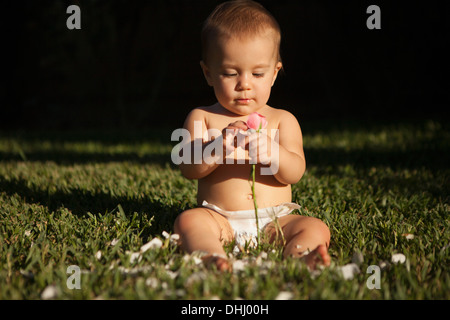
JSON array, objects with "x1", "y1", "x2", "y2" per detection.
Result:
[
  {"x1": 200, "y1": 0, "x2": 283, "y2": 115},
  {"x1": 201, "y1": 0, "x2": 282, "y2": 66}
]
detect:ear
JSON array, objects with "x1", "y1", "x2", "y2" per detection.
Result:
[
  {"x1": 271, "y1": 61, "x2": 283, "y2": 87},
  {"x1": 200, "y1": 61, "x2": 213, "y2": 87}
]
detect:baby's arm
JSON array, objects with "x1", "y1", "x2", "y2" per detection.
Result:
[
  {"x1": 179, "y1": 108, "x2": 218, "y2": 179},
  {"x1": 247, "y1": 111, "x2": 305, "y2": 184},
  {"x1": 273, "y1": 111, "x2": 306, "y2": 184}
]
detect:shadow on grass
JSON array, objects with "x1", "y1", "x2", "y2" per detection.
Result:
[
  {"x1": 304, "y1": 146, "x2": 449, "y2": 171},
  {"x1": 1, "y1": 139, "x2": 448, "y2": 171},
  {"x1": 0, "y1": 150, "x2": 173, "y2": 167},
  {"x1": 1, "y1": 119, "x2": 448, "y2": 169},
  {"x1": 0, "y1": 127, "x2": 177, "y2": 165},
  {"x1": 303, "y1": 145, "x2": 450, "y2": 203},
  {"x1": 0, "y1": 176, "x2": 184, "y2": 238}
]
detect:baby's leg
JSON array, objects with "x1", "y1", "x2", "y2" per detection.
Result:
[
  {"x1": 174, "y1": 207, "x2": 233, "y2": 271},
  {"x1": 266, "y1": 215, "x2": 331, "y2": 269}
]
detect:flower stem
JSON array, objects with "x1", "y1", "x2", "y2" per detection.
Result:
[{"x1": 251, "y1": 163, "x2": 260, "y2": 246}]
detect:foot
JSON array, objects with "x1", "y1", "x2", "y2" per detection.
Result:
[
  {"x1": 202, "y1": 254, "x2": 232, "y2": 272},
  {"x1": 301, "y1": 244, "x2": 331, "y2": 270}
]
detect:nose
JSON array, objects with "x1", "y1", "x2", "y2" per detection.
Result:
[{"x1": 236, "y1": 73, "x2": 251, "y2": 91}]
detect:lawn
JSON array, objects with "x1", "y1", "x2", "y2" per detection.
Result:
[{"x1": 0, "y1": 119, "x2": 448, "y2": 300}]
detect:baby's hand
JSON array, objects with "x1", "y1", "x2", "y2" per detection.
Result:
[
  {"x1": 246, "y1": 130, "x2": 278, "y2": 165},
  {"x1": 222, "y1": 121, "x2": 248, "y2": 156},
  {"x1": 220, "y1": 122, "x2": 278, "y2": 166},
  {"x1": 222, "y1": 121, "x2": 248, "y2": 135}
]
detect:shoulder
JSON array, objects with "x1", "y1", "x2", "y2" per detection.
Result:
[
  {"x1": 278, "y1": 109, "x2": 299, "y2": 122},
  {"x1": 185, "y1": 104, "x2": 222, "y2": 119},
  {"x1": 184, "y1": 103, "x2": 231, "y2": 130},
  {"x1": 265, "y1": 106, "x2": 301, "y2": 128},
  {"x1": 185, "y1": 106, "x2": 208, "y2": 119},
  {"x1": 183, "y1": 105, "x2": 213, "y2": 126},
  {"x1": 266, "y1": 107, "x2": 303, "y2": 144}
]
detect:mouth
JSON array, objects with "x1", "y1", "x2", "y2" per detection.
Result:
[{"x1": 235, "y1": 98, "x2": 253, "y2": 105}]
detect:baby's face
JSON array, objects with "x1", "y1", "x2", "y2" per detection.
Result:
[{"x1": 201, "y1": 33, "x2": 282, "y2": 116}]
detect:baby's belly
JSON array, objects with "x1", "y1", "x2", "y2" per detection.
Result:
[{"x1": 197, "y1": 164, "x2": 292, "y2": 211}]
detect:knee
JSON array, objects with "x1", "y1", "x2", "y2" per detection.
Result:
[
  {"x1": 309, "y1": 217, "x2": 331, "y2": 246},
  {"x1": 173, "y1": 210, "x2": 197, "y2": 235},
  {"x1": 289, "y1": 216, "x2": 330, "y2": 246},
  {"x1": 174, "y1": 208, "x2": 217, "y2": 235},
  {"x1": 320, "y1": 220, "x2": 331, "y2": 246}
]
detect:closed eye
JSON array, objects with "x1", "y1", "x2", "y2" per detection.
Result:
[
  {"x1": 253, "y1": 73, "x2": 264, "y2": 78},
  {"x1": 222, "y1": 73, "x2": 237, "y2": 77}
]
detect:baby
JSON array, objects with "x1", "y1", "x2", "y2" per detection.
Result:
[{"x1": 174, "y1": 0, "x2": 330, "y2": 271}]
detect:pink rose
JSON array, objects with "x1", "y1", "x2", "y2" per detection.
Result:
[{"x1": 246, "y1": 112, "x2": 267, "y2": 131}]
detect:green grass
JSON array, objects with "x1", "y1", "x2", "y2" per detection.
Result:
[{"x1": 0, "y1": 120, "x2": 448, "y2": 299}]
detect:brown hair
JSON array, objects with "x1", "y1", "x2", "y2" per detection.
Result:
[{"x1": 201, "y1": 0, "x2": 282, "y2": 64}]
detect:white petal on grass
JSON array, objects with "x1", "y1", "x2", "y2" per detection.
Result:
[
  {"x1": 309, "y1": 269, "x2": 322, "y2": 279},
  {"x1": 166, "y1": 270, "x2": 178, "y2": 280},
  {"x1": 140, "y1": 237, "x2": 163, "y2": 252},
  {"x1": 339, "y1": 263, "x2": 360, "y2": 280},
  {"x1": 379, "y1": 260, "x2": 390, "y2": 270},
  {"x1": 170, "y1": 233, "x2": 180, "y2": 244},
  {"x1": 191, "y1": 256, "x2": 202, "y2": 265},
  {"x1": 162, "y1": 231, "x2": 180, "y2": 245},
  {"x1": 232, "y1": 260, "x2": 246, "y2": 272},
  {"x1": 118, "y1": 265, "x2": 152, "y2": 275},
  {"x1": 255, "y1": 252, "x2": 268, "y2": 266},
  {"x1": 275, "y1": 291, "x2": 294, "y2": 300},
  {"x1": 165, "y1": 257, "x2": 177, "y2": 269},
  {"x1": 186, "y1": 272, "x2": 207, "y2": 286},
  {"x1": 20, "y1": 269, "x2": 34, "y2": 279},
  {"x1": 391, "y1": 253, "x2": 406, "y2": 264},
  {"x1": 183, "y1": 254, "x2": 202, "y2": 265},
  {"x1": 111, "y1": 238, "x2": 119, "y2": 246},
  {"x1": 41, "y1": 285, "x2": 59, "y2": 300},
  {"x1": 95, "y1": 250, "x2": 102, "y2": 260},
  {"x1": 162, "y1": 231, "x2": 170, "y2": 239},
  {"x1": 146, "y1": 277, "x2": 159, "y2": 289},
  {"x1": 260, "y1": 260, "x2": 276, "y2": 270},
  {"x1": 403, "y1": 233, "x2": 415, "y2": 240},
  {"x1": 176, "y1": 289, "x2": 187, "y2": 297},
  {"x1": 129, "y1": 251, "x2": 142, "y2": 264}
]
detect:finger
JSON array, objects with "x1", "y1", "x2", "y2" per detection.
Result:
[
  {"x1": 236, "y1": 131, "x2": 248, "y2": 149},
  {"x1": 228, "y1": 121, "x2": 248, "y2": 131},
  {"x1": 246, "y1": 132, "x2": 259, "y2": 146},
  {"x1": 221, "y1": 127, "x2": 236, "y2": 150},
  {"x1": 248, "y1": 134, "x2": 270, "y2": 163},
  {"x1": 259, "y1": 142, "x2": 270, "y2": 165},
  {"x1": 222, "y1": 126, "x2": 239, "y2": 139}
]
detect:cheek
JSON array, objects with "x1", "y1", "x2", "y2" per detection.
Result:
[
  {"x1": 212, "y1": 84, "x2": 229, "y2": 104},
  {"x1": 214, "y1": 80, "x2": 234, "y2": 97},
  {"x1": 255, "y1": 80, "x2": 273, "y2": 98}
]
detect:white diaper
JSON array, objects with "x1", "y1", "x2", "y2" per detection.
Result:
[{"x1": 202, "y1": 200, "x2": 300, "y2": 249}]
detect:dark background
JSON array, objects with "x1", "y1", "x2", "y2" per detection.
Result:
[{"x1": 2, "y1": 0, "x2": 448, "y2": 131}]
